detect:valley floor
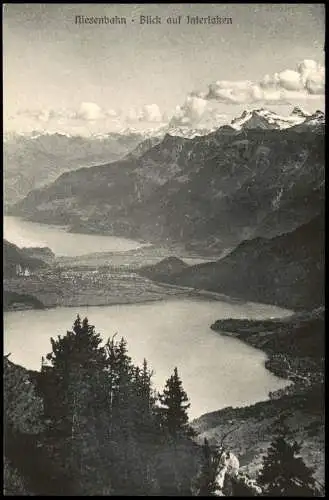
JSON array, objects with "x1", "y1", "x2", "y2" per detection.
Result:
[
  {"x1": 3, "y1": 268, "x2": 192, "y2": 310},
  {"x1": 3, "y1": 260, "x2": 247, "y2": 312}
]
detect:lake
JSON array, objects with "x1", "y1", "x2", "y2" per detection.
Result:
[
  {"x1": 4, "y1": 298, "x2": 293, "y2": 420},
  {"x1": 4, "y1": 215, "x2": 147, "y2": 256}
]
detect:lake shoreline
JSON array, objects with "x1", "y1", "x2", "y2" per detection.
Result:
[
  {"x1": 4, "y1": 280, "x2": 294, "y2": 316},
  {"x1": 192, "y1": 312, "x2": 325, "y2": 483},
  {"x1": 4, "y1": 298, "x2": 292, "y2": 418},
  {"x1": 4, "y1": 290, "x2": 294, "y2": 403},
  {"x1": 215, "y1": 328, "x2": 293, "y2": 384},
  {"x1": 4, "y1": 214, "x2": 227, "y2": 259},
  {"x1": 209, "y1": 311, "x2": 324, "y2": 403},
  {"x1": 7, "y1": 286, "x2": 323, "y2": 484}
]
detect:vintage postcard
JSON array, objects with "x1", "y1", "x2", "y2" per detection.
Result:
[{"x1": 3, "y1": 3, "x2": 325, "y2": 496}]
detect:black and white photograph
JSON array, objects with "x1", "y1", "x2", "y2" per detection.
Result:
[{"x1": 3, "y1": 3, "x2": 325, "y2": 496}]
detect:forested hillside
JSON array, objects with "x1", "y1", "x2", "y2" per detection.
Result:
[{"x1": 4, "y1": 315, "x2": 323, "y2": 496}]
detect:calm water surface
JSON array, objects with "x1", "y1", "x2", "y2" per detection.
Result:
[
  {"x1": 4, "y1": 216, "x2": 147, "y2": 256},
  {"x1": 4, "y1": 299, "x2": 293, "y2": 419}
]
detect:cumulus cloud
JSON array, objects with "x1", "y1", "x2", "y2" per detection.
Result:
[
  {"x1": 16, "y1": 101, "x2": 162, "y2": 128},
  {"x1": 126, "y1": 103, "x2": 164, "y2": 123},
  {"x1": 141, "y1": 104, "x2": 163, "y2": 122},
  {"x1": 170, "y1": 95, "x2": 209, "y2": 126},
  {"x1": 169, "y1": 94, "x2": 230, "y2": 130},
  {"x1": 205, "y1": 59, "x2": 325, "y2": 105},
  {"x1": 105, "y1": 108, "x2": 118, "y2": 118},
  {"x1": 169, "y1": 60, "x2": 324, "y2": 130},
  {"x1": 7, "y1": 101, "x2": 166, "y2": 135},
  {"x1": 74, "y1": 102, "x2": 104, "y2": 121},
  {"x1": 17, "y1": 108, "x2": 54, "y2": 122}
]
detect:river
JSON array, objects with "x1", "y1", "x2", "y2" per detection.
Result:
[{"x1": 4, "y1": 298, "x2": 292, "y2": 420}]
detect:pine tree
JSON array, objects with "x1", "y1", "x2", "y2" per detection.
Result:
[
  {"x1": 43, "y1": 315, "x2": 108, "y2": 435},
  {"x1": 23, "y1": 317, "x2": 202, "y2": 496},
  {"x1": 40, "y1": 315, "x2": 112, "y2": 494},
  {"x1": 194, "y1": 438, "x2": 221, "y2": 496},
  {"x1": 258, "y1": 431, "x2": 318, "y2": 497},
  {"x1": 4, "y1": 357, "x2": 44, "y2": 435},
  {"x1": 103, "y1": 337, "x2": 158, "y2": 494},
  {"x1": 104, "y1": 336, "x2": 134, "y2": 436},
  {"x1": 131, "y1": 359, "x2": 155, "y2": 429},
  {"x1": 158, "y1": 367, "x2": 191, "y2": 437}
]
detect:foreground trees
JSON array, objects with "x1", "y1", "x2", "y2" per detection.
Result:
[
  {"x1": 6, "y1": 315, "x2": 320, "y2": 496},
  {"x1": 258, "y1": 429, "x2": 318, "y2": 497},
  {"x1": 5, "y1": 315, "x2": 198, "y2": 496}
]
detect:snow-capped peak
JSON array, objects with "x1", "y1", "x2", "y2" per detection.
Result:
[
  {"x1": 231, "y1": 108, "x2": 307, "y2": 131},
  {"x1": 309, "y1": 110, "x2": 325, "y2": 120},
  {"x1": 290, "y1": 106, "x2": 311, "y2": 118},
  {"x1": 300, "y1": 110, "x2": 325, "y2": 128},
  {"x1": 166, "y1": 125, "x2": 218, "y2": 139},
  {"x1": 4, "y1": 129, "x2": 75, "y2": 141}
]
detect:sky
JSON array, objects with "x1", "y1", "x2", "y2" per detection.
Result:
[{"x1": 3, "y1": 3, "x2": 325, "y2": 135}]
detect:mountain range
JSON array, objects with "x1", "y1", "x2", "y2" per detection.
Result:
[
  {"x1": 9, "y1": 107, "x2": 324, "y2": 255},
  {"x1": 4, "y1": 131, "x2": 148, "y2": 206},
  {"x1": 4, "y1": 106, "x2": 324, "y2": 208}
]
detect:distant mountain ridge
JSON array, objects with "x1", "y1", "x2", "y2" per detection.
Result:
[
  {"x1": 290, "y1": 106, "x2": 311, "y2": 118},
  {"x1": 4, "y1": 131, "x2": 148, "y2": 206},
  {"x1": 230, "y1": 107, "x2": 323, "y2": 131},
  {"x1": 5, "y1": 107, "x2": 324, "y2": 211},
  {"x1": 150, "y1": 106, "x2": 323, "y2": 139},
  {"x1": 290, "y1": 110, "x2": 325, "y2": 133},
  {"x1": 10, "y1": 117, "x2": 324, "y2": 253}
]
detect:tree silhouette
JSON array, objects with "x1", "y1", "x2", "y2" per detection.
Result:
[
  {"x1": 194, "y1": 438, "x2": 221, "y2": 496},
  {"x1": 43, "y1": 315, "x2": 108, "y2": 436},
  {"x1": 158, "y1": 367, "x2": 191, "y2": 437},
  {"x1": 258, "y1": 429, "x2": 318, "y2": 497},
  {"x1": 5, "y1": 316, "x2": 201, "y2": 496}
]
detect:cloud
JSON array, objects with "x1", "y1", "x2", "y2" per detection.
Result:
[
  {"x1": 205, "y1": 59, "x2": 325, "y2": 105},
  {"x1": 7, "y1": 101, "x2": 166, "y2": 135},
  {"x1": 170, "y1": 60, "x2": 324, "y2": 130},
  {"x1": 168, "y1": 94, "x2": 230, "y2": 130},
  {"x1": 105, "y1": 108, "x2": 118, "y2": 118},
  {"x1": 7, "y1": 59, "x2": 324, "y2": 136},
  {"x1": 74, "y1": 102, "x2": 104, "y2": 121},
  {"x1": 169, "y1": 95, "x2": 209, "y2": 126},
  {"x1": 16, "y1": 108, "x2": 54, "y2": 122},
  {"x1": 126, "y1": 104, "x2": 164, "y2": 123},
  {"x1": 140, "y1": 104, "x2": 163, "y2": 122}
]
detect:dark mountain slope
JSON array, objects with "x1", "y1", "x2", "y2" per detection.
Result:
[
  {"x1": 147, "y1": 213, "x2": 324, "y2": 311},
  {"x1": 4, "y1": 132, "x2": 146, "y2": 206},
  {"x1": 10, "y1": 128, "x2": 324, "y2": 252},
  {"x1": 21, "y1": 246, "x2": 55, "y2": 263},
  {"x1": 140, "y1": 257, "x2": 189, "y2": 282},
  {"x1": 3, "y1": 240, "x2": 48, "y2": 277}
]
